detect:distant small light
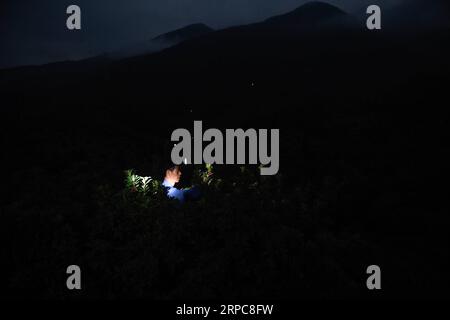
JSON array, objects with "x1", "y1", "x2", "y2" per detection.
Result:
[{"x1": 183, "y1": 157, "x2": 188, "y2": 165}]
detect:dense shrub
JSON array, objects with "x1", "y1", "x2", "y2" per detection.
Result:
[{"x1": 2, "y1": 163, "x2": 374, "y2": 299}]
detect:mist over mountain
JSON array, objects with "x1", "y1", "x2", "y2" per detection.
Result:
[{"x1": 110, "y1": 23, "x2": 214, "y2": 59}]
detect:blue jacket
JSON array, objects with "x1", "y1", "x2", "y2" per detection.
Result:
[{"x1": 162, "y1": 179, "x2": 201, "y2": 203}]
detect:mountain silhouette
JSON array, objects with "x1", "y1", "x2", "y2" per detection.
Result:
[
  {"x1": 165, "y1": 1, "x2": 360, "y2": 48},
  {"x1": 1, "y1": 0, "x2": 449, "y2": 89},
  {"x1": 125, "y1": 1, "x2": 363, "y2": 78},
  {"x1": 263, "y1": 1, "x2": 347, "y2": 26},
  {"x1": 152, "y1": 23, "x2": 214, "y2": 44},
  {"x1": 0, "y1": 2, "x2": 358, "y2": 75}
]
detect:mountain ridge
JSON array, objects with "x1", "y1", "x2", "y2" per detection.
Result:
[
  {"x1": 152, "y1": 23, "x2": 214, "y2": 43},
  {"x1": 263, "y1": 1, "x2": 348, "y2": 26}
]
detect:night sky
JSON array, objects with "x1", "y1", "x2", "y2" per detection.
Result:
[{"x1": 0, "y1": 0, "x2": 406, "y2": 69}]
